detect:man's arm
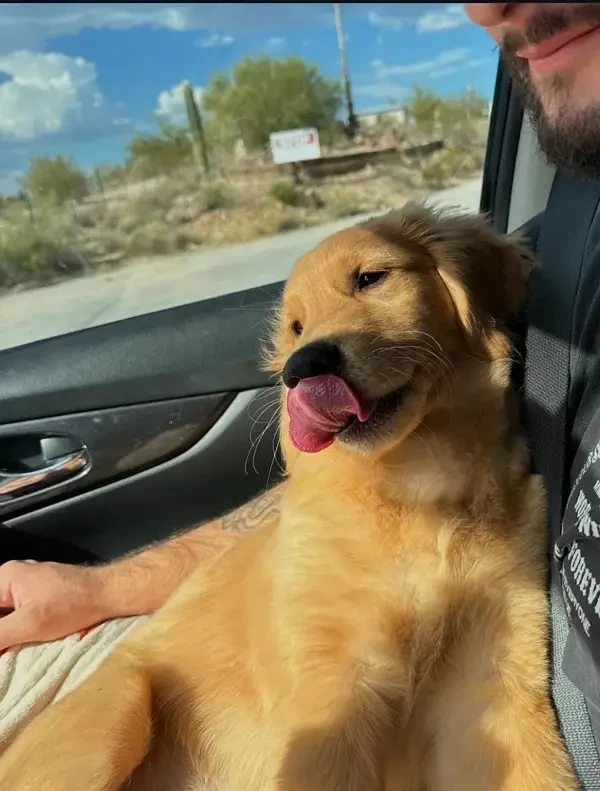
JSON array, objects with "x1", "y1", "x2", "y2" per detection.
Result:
[
  {"x1": 102, "y1": 484, "x2": 285, "y2": 616},
  {"x1": 0, "y1": 484, "x2": 284, "y2": 651}
]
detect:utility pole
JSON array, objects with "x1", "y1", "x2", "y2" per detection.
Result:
[{"x1": 333, "y1": 2, "x2": 359, "y2": 139}]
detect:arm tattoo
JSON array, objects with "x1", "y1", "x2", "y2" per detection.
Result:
[{"x1": 221, "y1": 485, "x2": 284, "y2": 532}]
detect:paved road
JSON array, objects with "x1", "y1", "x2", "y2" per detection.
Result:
[{"x1": 0, "y1": 177, "x2": 482, "y2": 351}]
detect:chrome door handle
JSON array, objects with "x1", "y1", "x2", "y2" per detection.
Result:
[{"x1": 0, "y1": 447, "x2": 91, "y2": 502}]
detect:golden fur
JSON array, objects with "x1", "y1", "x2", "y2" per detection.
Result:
[{"x1": 0, "y1": 204, "x2": 578, "y2": 790}]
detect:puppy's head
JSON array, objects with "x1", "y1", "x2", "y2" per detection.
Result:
[{"x1": 265, "y1": 203, "x2": 534, "y2": 457}]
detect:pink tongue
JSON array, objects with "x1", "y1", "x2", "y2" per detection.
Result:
[{"x1": 286, "y1": 374, "x2": 369, "y2": 454}]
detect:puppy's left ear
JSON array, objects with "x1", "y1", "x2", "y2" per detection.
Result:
[
  {"x1": 260, "y1": 298, "x2": 287, "y2": 375},
  {"x1": 433, "y1": 216, "x2": 536, "y2": 353}
]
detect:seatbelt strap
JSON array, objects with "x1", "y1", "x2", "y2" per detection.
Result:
[{"x1": 524, "y1": 172, "x2": 598, "y2": 530}]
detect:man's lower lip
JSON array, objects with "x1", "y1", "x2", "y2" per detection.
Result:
[{"x1": 526, "y1": 25, "x2": 600, "y2": 77}]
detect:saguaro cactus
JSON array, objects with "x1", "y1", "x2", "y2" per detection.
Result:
[{"x1": 183, "y1": 80, "x2": 210, "y2": 176}]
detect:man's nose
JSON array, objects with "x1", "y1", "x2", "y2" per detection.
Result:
[
  {"x1": 465, "y1": 3, "x2": 509, "y2": 29},
  {"x1": 282, "y1": 341, "x2": 344, "y2": 388}
]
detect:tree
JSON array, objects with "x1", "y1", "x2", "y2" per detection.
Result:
[
  {"x1": 203, "y1": 56, "x2": 342, "y2": 151},
  {"x1": 125, "y1": 121, "x2": 193, "y2": 177},
  {"x1": 437, "y1": 87, "x2": 489, "y2": 145},
  {"x1": 405, "y1": 85, "x2": 489, "y2": 144},
  {"x1": 405, "y1": 86, "x2": 442, "y2": 137},
  {"x1": 203, "y1": 115, "x2": 239, "y2": 157},
  {"x1": 21, "y1": 155, "x2": 88, "y2": 204},
  {"x1": 95, "y1": 163, "x2": 127, "y2": 188}
]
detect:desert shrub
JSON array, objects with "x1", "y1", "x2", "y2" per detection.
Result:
[
  {"x1": 420, "y1": 146, "x2": 482, "y2": 189},
  {"x1": 22, "y1": 155, "x2": 88, "y2": 204},
  {"x1": 319, "y1": 185, "x2": 365, "y2": 219},
  {"x1": 126, "y1": 220, "x2": 194, "y2": 256},
  {"x1": 118, "y1": 190, "x2": 168, "y2": 232},
  {"x1": 82, "y1": 228, "x2": 128, "y2": 260},
  {"x1": 326, "y1": 197, "x2": 364, "y2": 219},
  {"x1": 277, "y1": 216, "x2": 303, "y2": 232},
  {"x1": 269, "y1": 180, "x2": 302, "y2": 207},
  {"x1": 0, "y1": 212, "x2": 86, "y2": 288},
  {"x1": 201, "y1": 180, "x2": 233, "y2": 211},
  {"x1": 75, "y1": 202, "x2": 106, "y2": 229},
  {"x1": 120, "y1": 178, "x2": 231, "y2": 233}
]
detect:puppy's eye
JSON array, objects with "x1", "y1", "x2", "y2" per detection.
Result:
[
  {"x1": 291, "y1": 320, "x2": 303, "y2": 336},
  {"x1": 357, "y1": 270, "x2": 387, "y2": 291}
]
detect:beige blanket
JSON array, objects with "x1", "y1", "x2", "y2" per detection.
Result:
[{"x1": 0, "y1": 615, "x2": 147, "y2": 757}]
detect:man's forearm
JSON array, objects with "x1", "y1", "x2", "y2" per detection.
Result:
[{"x1": 96, "y1": 483, "x2": 285, "y2": 619}]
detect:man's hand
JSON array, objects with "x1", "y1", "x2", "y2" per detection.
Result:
[
  {"x1": 0, "y1": 560, "x2": 106, "y2": 652},
  {"x1": 0, "y1": 483, "x2": 284, "y2": 652}
]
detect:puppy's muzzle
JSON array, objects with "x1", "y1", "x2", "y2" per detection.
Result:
[{"x1": 282, "y1": 340, "x2": 345, "y2": 388}]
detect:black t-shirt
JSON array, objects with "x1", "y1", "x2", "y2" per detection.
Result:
[
  {"x1": 555, "y1": 207, "x2": 600, "y2": 665},
  {"x1": 523, "y1": 180, "x2": 600, "y2": 748},
  {"x1": 557, "y1": 426, "x2": 600, "y2": 653}
]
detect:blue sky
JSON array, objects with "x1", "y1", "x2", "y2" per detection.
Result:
[{"x1": 0, "y1": 3, "x2": 499, "y2": 195}]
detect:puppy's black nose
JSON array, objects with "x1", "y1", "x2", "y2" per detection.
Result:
[{"x1": 282, "y1": 341, "x2": 344, "y2": 388}]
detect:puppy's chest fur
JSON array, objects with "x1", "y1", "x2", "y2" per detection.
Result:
[
  {"x1": 132, "y1": 475, "x2": 544, "y2": 790},
  {"x1": 268, "y1": 491, "x2": 513, "y2": 711}
]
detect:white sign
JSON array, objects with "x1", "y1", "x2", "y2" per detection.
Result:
[{"x1": 269, "y1": 128, "x2": 321, "y2": 165}]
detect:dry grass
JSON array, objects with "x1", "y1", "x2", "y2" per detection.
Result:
[
  {"x1": 0, "y1": 144, "x2": 482, "y2": 289},
  {"x1": 190, "y1": 199, "x2": 301, "y2": 245},
  {"x1": 420, "y1": 146, "x2": 485, "y2": 189},
  {"x1": 127, "y1": 220, "x2": 203, "y2": 256},
  {"x1": 269, "y1": 181, "x2": 303, "y2": 207},
  {"x1": 0, "y1": 203, "x2": 87, "y2": 289}
]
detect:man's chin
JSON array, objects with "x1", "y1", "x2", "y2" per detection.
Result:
[
  {"x1": 529, "y1": 102, "x2": 600, "y2": 178},
  {"x1": 507, "y1": 62, "x2": 600, "y2": 177}
]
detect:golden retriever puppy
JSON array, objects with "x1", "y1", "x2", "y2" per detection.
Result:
[{"x1": 0, "y1": 204, "x2": 577, "y2": 791}]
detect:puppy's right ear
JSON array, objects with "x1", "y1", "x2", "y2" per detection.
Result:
[
  {"x1": 430, "y1": 215, "x2": 536, "y2": 358},
  {"x1": 435, "y1": 226, "x2": 535, "y2": 323}
]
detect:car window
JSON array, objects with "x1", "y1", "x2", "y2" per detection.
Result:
[{"x1": 0, "y1": 3, "x2": 497, "y2": 351}]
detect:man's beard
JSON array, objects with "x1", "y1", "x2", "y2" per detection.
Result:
[{"x1": 500, "y1": 4, "x2": 600, "y2": 178}]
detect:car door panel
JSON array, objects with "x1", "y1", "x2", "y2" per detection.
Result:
[
  {"x1": 0, "y1": 281, "x2": 283, "y2": 422},
  {"x1": 4, "y1": 387, "x2": 281, "y2": 560},
  {"x1": 0, "y1": 392, "x2": 235, "y2": 514},
  {"x1": 0, "y1": 281, "x2": 284, "y2": 561}
]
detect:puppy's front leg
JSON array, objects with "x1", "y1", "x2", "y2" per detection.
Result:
[
  {"x1": 0, "y1": 647, "x2": 152, "y2": 791},
  {"x1": 276, "y1": 722, "x2": 387, "y2": 791},
  {"x1": 274, "y1": 663, "x2": 407, "y2": 791},
  {"x1": 428, "y1": 586, "x2": 578, "y2": 791},
  {"x1": 431, "y1": 681, "x2": 577, "y2": 791}
]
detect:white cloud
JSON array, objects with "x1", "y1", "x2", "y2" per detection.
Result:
[
  {"x1": 373, "y1": 47, "x2": 471, "y2": 78},
  {"x1": 428, "y1": 56, "x2": 494, "y2": 78},
  {"x1": 197, "y1": 32, "x2": 234, "y2": 48},
  {"x1": 417, "y1": 4, "x2": 469, "y2": 34},
  {"x1": 0, "y1": 50, "x2": 125, "y2": 141},
  {"x1": 0, "y1": 4, "x2": 459, "y2": 56},
  {"x1": 0, "y1": 4, "x2": 336, "y2": 54},
  {"x1": 265, "y1": 36, "x2": 287, "y2": 53},
  {"x1": 367, "y1": 11, "x2": 406, "y2": 32},
  {"x1": 155, "y1": 80, "x2": 204, "y2": 125},
  {"x1": 368, "y1": 4, "x2": 469, "y2": 36},
  {"x1": 0, "y1": 4, "x2": 199, "y2": 53},
  {"x1": 354, "y1": 82, "x2": 408, "y2": 102},
  {"x1": 372, "y1": 48, "x2": 494, "y2": 83}
]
